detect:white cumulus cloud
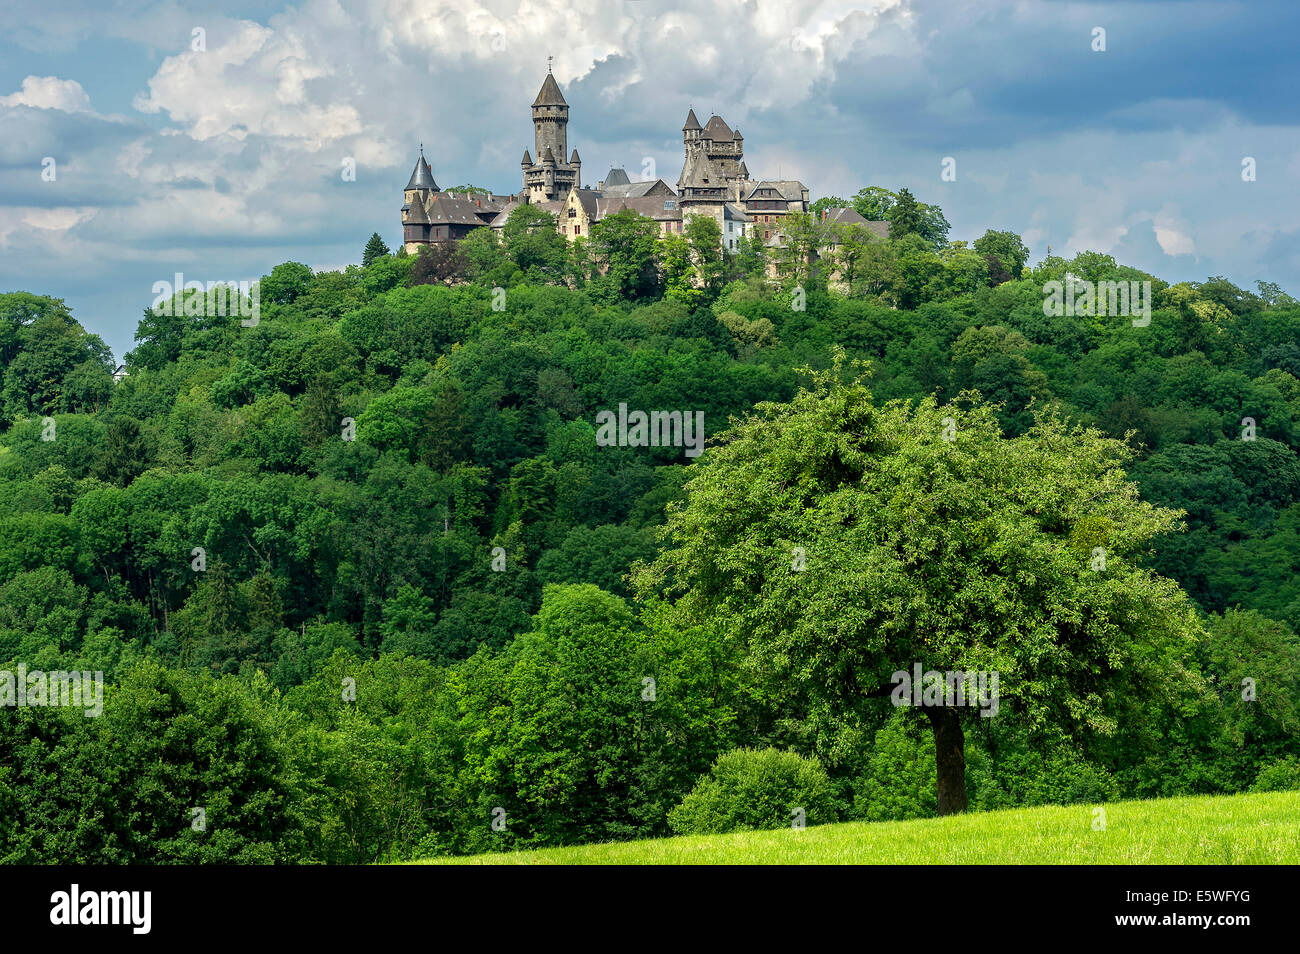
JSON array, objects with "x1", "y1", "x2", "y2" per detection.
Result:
[{"x1": 0, "y1": 75, "x2": 93, "y2": 112}]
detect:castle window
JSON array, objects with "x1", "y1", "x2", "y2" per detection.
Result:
[
  {"x1": 568, "y1": 208, "x2": 576, "y2": 217},
  {"x1": 575, "y1": 225, "x2": 580, "y2": 235}
]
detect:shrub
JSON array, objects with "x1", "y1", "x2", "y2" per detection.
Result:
[
  {"x1": 1251, "y1": 756, "x2": 1300, "y2": 792},
  {"x1": 851, "y1": 714, "x2": 937, "y2": 821},
  {"x1": 667, "y1": 747, "x2": 840, "y2": 834}
]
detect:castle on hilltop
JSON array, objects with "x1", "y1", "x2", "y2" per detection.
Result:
[{"x1": 401, "y1": 69, "x2": 811, "y2": 254}]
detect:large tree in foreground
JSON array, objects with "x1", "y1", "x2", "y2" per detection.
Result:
[{"x1": 634, "y1": 357, "x2": 1204, "y2": 814}]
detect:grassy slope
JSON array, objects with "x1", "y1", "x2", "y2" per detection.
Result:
[{"x1": 414, "y1": 791, "x2": 1300, "y2": 864}]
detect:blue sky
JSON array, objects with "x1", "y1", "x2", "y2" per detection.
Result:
[{"x1": 1, "y1": 0, "x2": 1297, "y2": 360}]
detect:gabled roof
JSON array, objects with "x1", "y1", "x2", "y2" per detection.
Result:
[
  {"x1": 532, "y1": 72, "x2": 567, "y2": 107},
  {"x1": 677, "y1": 148, "x2": 710, "y2": 189},
  {"x1": 597, "y1": 195, "x2": 682, "y2": 221},
  {"x1": 600, "y1": 179, "x2": 675, "y2": 199},
  {"x1": 403, "y1": 197, "x2": 430, "y2": 224},
  {"x1": 490, "y1": 200, "x2": 524, "y2": 228},
  {"x1": 405, "y1": 154, "x2": 438, "y2": 191},
  {"x1": 603, "y1": 167, "x2": 631, "y2": 186},
  {"x1": 723, "y1": 203, "x2": 751, "y2": 222},
  {"x1": 744, "y1": 179, "x2": 807, "y2": 202},
  {"x1": 426, "y1": 194, "x2": 495, "y2": 225},
  {"x1": 823, "y1": 207, "x2": 869, "y2": 226},
  {"x1": 571, "y1": 188, "x2": 600, "y2": 217},
  {"x1": 683, "y1": 108, "x2": 701, "y2": 131},
  {"x1": 823, "y1": 210, "x2": 890, "y2": 240},
  {"x1": 702, "y1": 115, "x2": 734, "y2": 141}
]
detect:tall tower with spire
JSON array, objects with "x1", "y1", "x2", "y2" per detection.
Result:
[
  {"x1": 400, "y1": 145, "x2": 440, "y2": 250},
  {"x1": 521, "y1": 64, "x2": 580, "y2": 201}
]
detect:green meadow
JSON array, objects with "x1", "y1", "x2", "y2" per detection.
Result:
[{"x1": 415, "y1": 791, "x2": 1300, "y2": 865}]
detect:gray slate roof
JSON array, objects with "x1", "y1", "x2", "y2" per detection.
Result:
[
  {"x1": 598, "y1": 195, "x2": 682, "y2": 221},
  {"x1": 572, "y1": 189, "x2": 600, "y2": 217},
  {"x1": 533, "y1": 73, "x2": 567, "y2": 107},
  {"x1": 403, "y1": 199, "x2": 430, "y2": 224},
  {"x1": 677, "y1": 149, "x2": 711, "y2": 188},
  {"x1": 823, "y1": 207, "x2": 869, "y2": 226},
  {"x1": 702, "y1": 115, "x2": 734, "y2": 141},
  {"x1": 744, "y1": 180, "x2": 807, "y2": 202},
  {"x1": 602, "y1": 167, "x2": 631, "y2": 186},
  {"x1": 723, "y1": 202, "x2": 751, "y2": 222},
  {"x1": 683, "y1": 108, "x2": 701, "y2": 131},
  {"x1": 425, "y1": 194, "x2": 496, "y2": 225},
  {"x1": 405, "y1": 155, "x2": 438, "y2": 191},
  {"x1": 490, "y1": 200, "x2": 524, "y2": 227},
  {"x1": 600, "y1": 179, "x2": 675, "y2": 199},
  {"x1": 822, "y1": 209, "x2": 890, "y2": 240}
]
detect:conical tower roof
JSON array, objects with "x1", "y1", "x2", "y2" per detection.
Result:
[
  {"x1": 405, "y1": 150, "x2": 438, "y2": 191},
  {"x1": 683, "y1": 108, "x2": 701, "y2": 131},
  {"x1": 702, "y1": 115, "x2": 734, "y2": 141},
  {"x1": 532, "y1": 72, "x2": 567, "y2": 108}
]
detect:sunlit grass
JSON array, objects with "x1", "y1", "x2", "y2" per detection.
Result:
[{"x1": 410, "y1": 791, "x2": 1300, "y2": 865}]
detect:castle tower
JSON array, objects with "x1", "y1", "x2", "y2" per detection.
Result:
[
  {"x1": 532, "y1": 70, "x2": 569, "y2": 169},
  {"x1": 521, "y1": 66, "x2": 579, "y2": 201},
  {"x1": 403, "y1": 145, "x2": 439, "y2": 204},
  {"x1": 677, "y1": 113, "x2": 745, "y2": 231},
  {"x1": 401, "y1": 145, "x2": 440, "y2": 252},
  {"x1": 683, "y1": 108, "x2": 702, "y2": 149}
]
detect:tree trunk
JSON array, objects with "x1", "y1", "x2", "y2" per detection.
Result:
[{"x1": 925, "y1": 706, "x2": 968, "y2": 815}]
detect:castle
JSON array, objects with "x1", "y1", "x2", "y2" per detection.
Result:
[{"x1": 401, "y1": 70, "x2": 811, "y2": 254}]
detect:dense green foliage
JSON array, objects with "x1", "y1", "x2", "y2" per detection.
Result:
[
  {"x1": 2, "y1": 198, "x2": 1298, "y2": 860},
  {"x1": 667, "y1": 748, "x2": 841, "y2": 834}
]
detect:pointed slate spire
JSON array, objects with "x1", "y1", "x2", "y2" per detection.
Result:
[
  {"x1": 570, "y1": 148, "x2": 581, "y2": 164},
  {"x1": 405, "y1": 146, "x2": 438, "y2": 191},
  {"x1": 521, "y1": 149, "x2": 533, "y2": 165},
  {"x1": 683, "y1": 108, "x2": 701, "y2": 131},
  {"x1": 532, "y1": 72, "x2": 567, "y2": 108}
]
